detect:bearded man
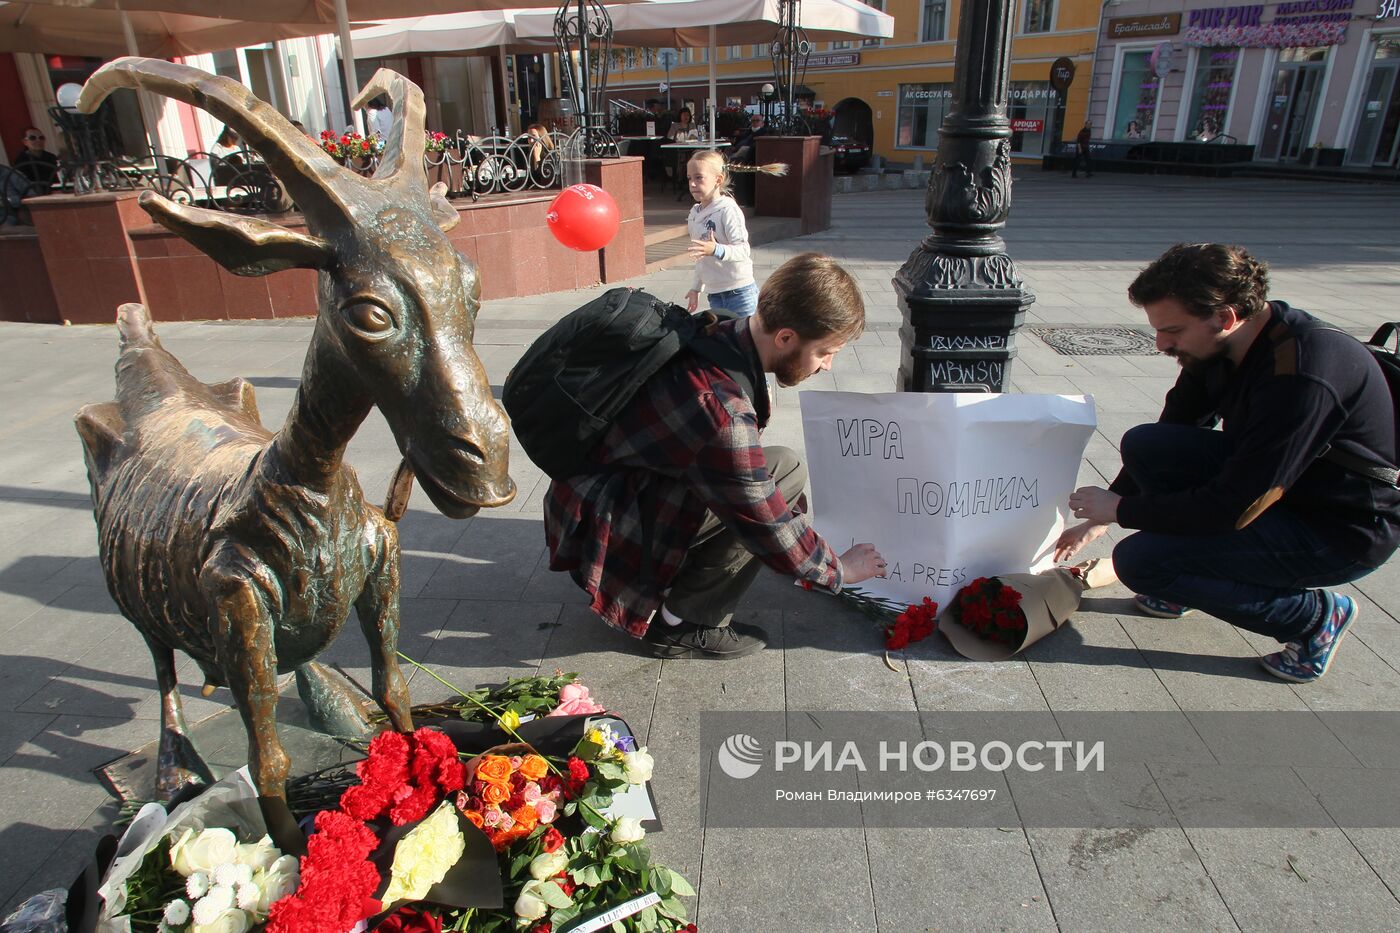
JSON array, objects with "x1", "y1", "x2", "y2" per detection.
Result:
[
  {"x1": 544, "y1": 252, "x2": 886, "y2": 659},
  {"x1": 1055, "y1": 243, "x2": 1399, "y2": 682}
]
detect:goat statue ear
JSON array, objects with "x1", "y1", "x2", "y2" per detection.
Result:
[
  {"x1": 138, "y1": 191, "x2": 334, "y2": 276},
  {"x1": 428, "y1": 182, "x2": 460, "y2": 232}
]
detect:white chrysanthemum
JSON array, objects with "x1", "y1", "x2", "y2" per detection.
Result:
[
  {"x1": 235, "y1": 883, "x2": 261, "y2": 914},
  {"x1": 163, "y1": 899, "x2": 191, "y2": 926},
  {"x1": 212, "y1": 864, "x2": 239, "y2": 888},
  {"x1": 191, "y1": 896, "x2": 222, "y2": 927},
  {"x1": 185, "y1": 872, "x2": 210, "y2": 900},
  {"x1": 200, "y1": 885, "x2": 235, "y2": 916}
]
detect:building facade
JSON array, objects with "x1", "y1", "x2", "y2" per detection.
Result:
[
  {"x1": 1091, "y1": 0, "x2": 1400, "y2": 168},
  {"x1": 604, "y1": 0, "x2": 1102, "y2": 165}
]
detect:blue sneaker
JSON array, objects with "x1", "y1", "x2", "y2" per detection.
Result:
[
  {"x1": 1260, "y1": 594, "x2": 1358, "y2": 683},
  {"x1": 1134, "y1": 594, "x2": 1193, "y2": 619}
]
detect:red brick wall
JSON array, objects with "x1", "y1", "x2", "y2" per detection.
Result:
[{"x1": 0, "y1": 229, "x2": 60, "y2": 323}]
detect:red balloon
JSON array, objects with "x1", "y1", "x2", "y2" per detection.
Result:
[{"x1": 546, "y1": 184, "x2": 620, "y2": 252}]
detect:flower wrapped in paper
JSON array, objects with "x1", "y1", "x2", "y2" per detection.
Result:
[{"x1": 941, "y1": 558, "x2": 1117, "y2": 661}]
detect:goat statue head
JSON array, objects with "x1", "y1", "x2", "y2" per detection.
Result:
[{"x1": 78, "y1": 59, "x2": 515, "y2": 516}]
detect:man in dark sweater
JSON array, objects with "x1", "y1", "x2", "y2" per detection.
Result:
[{"x1": 1055, "y1": 243, "x2": 1399, "y2": 682}]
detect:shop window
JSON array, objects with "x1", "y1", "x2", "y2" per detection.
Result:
[
  {"x1": 1008, "y1": 82, "x2": 1053, "y2": 156},
  {"x1": 1022, "y1": 0, "x2": 1055, "y2": 34},
  {"x1": 1348, "y1": 37, "x2": 1400, "y2": 167},
  {"x1": 896, "y1": 83, "x2": 953, "y2": 148},
  {"x1": 1112, "y1": 49, "x2": 1159, "y2": 139},
  {"x1": 922, "y1": 0, "x2": 947, "y2": 42},
  {"x1": 1183, "y1": 47, "x2": 1237, "y2": 140}
]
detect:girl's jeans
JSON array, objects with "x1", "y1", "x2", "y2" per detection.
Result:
[{"x1": 708, "y1": 282, "x2": 758, "y2": 318}]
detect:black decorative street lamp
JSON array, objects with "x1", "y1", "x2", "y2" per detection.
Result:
[
  {"x1": 893, "y1": 0, "x2": 1034, "y2": 392},
  {"x1": 553, "y1": 0, "x2": 617, "y2": 157},
  {"x1": 768, "y1": 0, "x2": 811, "y2": 134}
]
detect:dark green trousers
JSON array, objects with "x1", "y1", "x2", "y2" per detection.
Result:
[{"x1": 663, "y1": 446, "x2": 808, "y2": 628}]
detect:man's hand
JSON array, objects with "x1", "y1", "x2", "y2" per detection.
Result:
[
  {"x1": 687, "y1": 230, "x2": 717, "y2": 260},
  {"x1": 839, "y1": 543, "x2": 887, "y2": 585},
  {"x1": 685, "y1": 290, "x2": 700, "y2": 313},
  {"x1": 1067, "y1": 485, "x2": 1121, "y2": 525},
  {"x1": 1054, "y1": 521, "x2": 1109, "y2": 563}
]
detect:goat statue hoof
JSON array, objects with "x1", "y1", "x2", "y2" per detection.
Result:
[{"x1": 296, "y1": 662, "x2": 376, "y2": 737}]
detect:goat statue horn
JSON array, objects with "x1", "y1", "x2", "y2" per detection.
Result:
[
  {"x1": 353, "y1": 68, "x2": 427, "y2": 189},
  {"x1": 77, "y1": 57, "x2": 354, "y2": 232}
]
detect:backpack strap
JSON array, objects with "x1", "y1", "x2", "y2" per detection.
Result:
[
  {"x1": 689, "y1": 330, "x2": 769, "y2": 426},
  {"x1": 1292, "y1": 316, "x2": 1400, "y2": 487}
]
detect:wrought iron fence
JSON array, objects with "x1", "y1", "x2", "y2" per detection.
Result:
[{"x1": 12, "y1": 128, "x2": 620, "y2": 222}]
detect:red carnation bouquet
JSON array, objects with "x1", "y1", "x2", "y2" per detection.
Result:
[{"x1": 949, "y1": 576, "x2": 1026, "y2": 645}]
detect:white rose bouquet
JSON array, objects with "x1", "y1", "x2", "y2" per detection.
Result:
[{"x1": 96, "y1": 769, "x2": 298, "y2": 933}]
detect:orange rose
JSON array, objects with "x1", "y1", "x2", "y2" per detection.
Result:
[
  {"x1": 476, "y1": 755, "x2": 513, "y2": 787},
  {"x1": 518, "y1": 755, "x2": 549, "y2": 782},
  {"x1": 481, "y1": 782, "x2": 511, "y2": 806},
  {"x1": 510, "y1": 805, "x2": 538, "y2": 832},
  {"x1": 463, "y1": 809, "x2": 484, "y2": 829}
]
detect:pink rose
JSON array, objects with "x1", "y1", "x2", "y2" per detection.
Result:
[
  {"x1": 535, "y1": 799, "x2": 557, "y2": 824},
  {"x1": 523, "y1": 782, "x2": 543, "y2": 803},
  {"x1": 546, "y1": 683, "x2": 605, "y2": 717}
]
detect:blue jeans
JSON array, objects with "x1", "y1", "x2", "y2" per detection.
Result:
[
  {"x1": 1111, "y1": 423, "x2": 1374, "y2": 643},
  {"x1": 708, "y1": 282, "x2": 758, "y2": 319}
]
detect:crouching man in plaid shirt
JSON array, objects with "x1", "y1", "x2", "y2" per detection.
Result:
[{"x1": 544, "y1": 252, "x2": 888, "y2": 659}]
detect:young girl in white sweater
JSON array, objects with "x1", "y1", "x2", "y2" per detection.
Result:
[{"x1": 684, "y1": 150, "x2": 756, "y2": 318}]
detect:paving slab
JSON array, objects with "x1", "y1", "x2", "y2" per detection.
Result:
[{"x1": 2, "y1": 173, "x2": 1400, "y2": 930}]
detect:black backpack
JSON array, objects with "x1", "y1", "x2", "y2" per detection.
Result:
[
  {"x1": 1323, "y1": 322, "x2": 1400, "y2": 487},
  {"x1": 502, "y1": 287, "x2": 762, "y2": 480}
]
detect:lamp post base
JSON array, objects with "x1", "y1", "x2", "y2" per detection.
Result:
[{"x1": 894, "y1": 247, "x2": 1035, "y2": 393}]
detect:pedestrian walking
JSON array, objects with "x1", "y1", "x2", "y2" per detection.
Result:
[
  {"x1": 1072, "y1": 121, "x2": 1093, "y2": 178},
  {"x1": 684, "y1": 150, "x2": 756, "y2": 319}
]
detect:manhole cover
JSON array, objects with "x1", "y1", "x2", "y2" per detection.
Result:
[{"x1": 1030, "y1": 326, "x2": 1159, "y2": 356}]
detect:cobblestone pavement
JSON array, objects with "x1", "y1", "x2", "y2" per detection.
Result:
[{"x1": 2, "y1": 172, "x2": 1399, "y2": 931}]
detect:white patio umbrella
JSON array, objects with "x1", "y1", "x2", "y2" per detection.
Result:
[
  {"x1": 351, "y1": 10, "x2": 556, "y2": 134},
  {"x1": 515, "y1": 0, "x2": 893, "y2": 141},
  {"x1": 17, "y1": 0, "x2": 647, "y2": 132}
]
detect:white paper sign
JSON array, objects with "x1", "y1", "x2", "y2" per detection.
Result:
[{"x1": 799, "y1": 391, "x2": 1097, "y2": 611}]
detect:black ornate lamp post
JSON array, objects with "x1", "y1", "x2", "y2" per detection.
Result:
[
  {"x1": 553, "y1": 0, "x2": 616, "y2": 157},
  {"x1": 768, "y1": 0, "x2": 811, "y2": 134},
  {"x1": 893, "y1": 0, "x2": 1034, "y2": 393}
]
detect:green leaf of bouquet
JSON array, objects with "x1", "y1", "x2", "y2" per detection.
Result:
[
  {"x1": 537, "y1": 880, "x2": 574, "y2": 909},
  {"x1": 595, "y1": 761, "x2": 626, "y2": 781},
  {"x1": 657, "y1": 896, "x2": 689, "y2": 921},
  {"x1": 580, "y1": 805, "x2": 608, "y2": 829},
  {"x1": 576, "y1": 832, "x2": 601, "y2": 853},
  {"x1": 617, "y1": 843, "x2": 649, "y2": 874},
  {"x1": 574, "y1": 738, "x2": 605, "y2": 759},
  {"x1": 510, "y1": 849, "x2": 534, "y2": 877},
  {"x1": 648, "y1": 866, "x2": 672, "y2": 897},
  {"x1": 550, "y1": 905, "x2": 581, "y2": 926},
  {"x1": 611, "y1": 921, "x2": 626, "y2": 933},
  {"x1": 635, "y1": 905, "x2": 660, "y2": 931},
  {"x1": 667, "y1": 871, "x2": 696, "y2": 897},
  {"x1": 572, "y1": 863, "x2": 603, "y2": 887}
]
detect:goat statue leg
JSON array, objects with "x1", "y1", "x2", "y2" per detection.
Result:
[
  {"x1": 355, "y1": 513, "x2": 413, "y2": 732},
  {"x1": 202, "y1": 559, "x2": 290, "y2": 799},
  {"x1": 144, "y1": 635, "x2": 215, "y2": 800}
]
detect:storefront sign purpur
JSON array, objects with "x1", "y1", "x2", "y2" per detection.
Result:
[
  {"x1": 1010, "y1": 119, "x2": 1044, "y2": 133},
  {"x1": 1107, "y1": 13, "x2": 1182, "y2": 39},
  {"x1": 1187, "y1": 4, "x2": 1264, "y2": 28}
]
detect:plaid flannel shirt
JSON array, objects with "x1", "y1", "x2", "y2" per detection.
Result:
[{"x1": 544, "y1": 317, "x2": 843, "y2": 637}]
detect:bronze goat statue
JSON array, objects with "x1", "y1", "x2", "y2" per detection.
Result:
[{"x1": 73, "y1": 59, "x2": 516, "y2": 800}]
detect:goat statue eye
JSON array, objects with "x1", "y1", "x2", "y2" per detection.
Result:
[{"x1": 342, "y1": 302, "x2": 394, "y2": 339}]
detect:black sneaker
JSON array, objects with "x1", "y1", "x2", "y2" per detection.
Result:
[{"x1": 643, "y1": 620, "x2": 767, "y2": 659}]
